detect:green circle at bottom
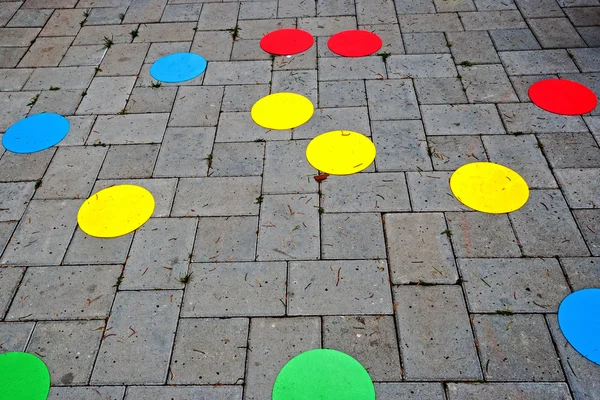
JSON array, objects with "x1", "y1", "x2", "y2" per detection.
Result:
[
  {"x1": 0, "y1": 352, "x2": 50, "y2": 400},
  {"x1": 272, "y1": 349, "x2": 375, "y2": 400}
]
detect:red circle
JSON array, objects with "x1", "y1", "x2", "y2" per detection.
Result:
[
  {"x1": 529, "y1": 79, "x2": 597, "y2": 116},
  {"x1": 328, "y1": 30, "x2": 383, "y2": 57},
  {"x1": 260, "y1": 29, "x2": 314, "y2": 56}
]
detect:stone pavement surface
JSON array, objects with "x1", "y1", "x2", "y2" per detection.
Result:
[{"x1": 0, "y1": 0, "x2": 599, "y2": 399}]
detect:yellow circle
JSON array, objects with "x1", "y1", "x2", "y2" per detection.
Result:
[
  {"x1": 306, "y1": 130, "x2": 376, "y2": 175},
  {"x1": 251, "y1": 92, "x2": 314, "y2": 130},
  {"x1": 77, "y1": 185, "x2": 155, "y2": 238},
  {"x1": 450, "y1": 162, "x2": 529, "y2": 214}
]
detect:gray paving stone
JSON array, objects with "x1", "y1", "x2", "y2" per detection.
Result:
[
  {"x1": 403, "y1": 32, "x2": 450, "y2": 54},
  {"x1": 245, "y1": 317, "x2": 320, "y2": 400},
  {"x1": 85, "y1": 7, "x2": 129, "y2": 26},
  {"x1": 222, "y1": 84, "x2": 269, "y2": 112},
  {"x1": 394, "y1": 285, "x2": 482, "y2": 380},
  {"x1": 23, "y1": 0, "x2": 77, "y2": 7},
  {"x1": 421, "y1": 104, "x2": 505, "y2": 135},
  {"x1": 24, "y1": 66, "x2": 96, "y2": 90},
  {"x1": 59, "y1": 116, "x2": 95, "y2": 146},
  {"x1": 435, "y1": 0, "x2": 476, "y2": 11},
  {"x1": 355, "y1": 0, "x2": 396, "y2": 24},
  {"x1": 0, "y1": 221, "x2": 16, "y2": 256},
  {"x1": 39, "y1": 9, "x2": 81, "y2": 37},
  {"x1": 447, "y1": 382, "x2": 573, "y2": 400},
  {"x1": 0, "y1": 182, "x2": 35, "y2": 221},
  {"x1": 204, "y1": 61, "x2": 271, "y2": 85},
  {"x1": 569, "y1": 48, "x2": 600, "y2": 72},
  {"x1": 169, "y1": 318, "x2": 248, "y2": 384},
  {"x1": 414, "y1": 77, "x2": 468, "y2": 104},
  {"x1": 564, "y1": 5, "x2": 600, "y2": 24},
  {"x1": 125, "y1": 386, "x2": 242, "y2": 400},
  {"x1": 1, "y1": 199, "x2": 80, "y2": 266},
  {"x1": 99, "y1": 144, "x2": 159, "y2": 179},
  {"x1": 91, "y1": 290, "x2": 182, "y2": 385},
  {"x1": 97, "y1": 43, "x2": 149, "y2": 76},
  {"x1": 89, "y1": 113, "x2": 169, "y2": 144},
  {"x1": 500, "y1": 49, "x2": 579, "y2": 74},
  {"x1": 459, "y1": 10, "x2": 528, "y2": 30},
  {"x1": 231, "y1": 39, "x2": 272, "y2": 61},
  {"x1": 366, "y1": 79, "x2": 420, "y2": 120},
  {"x1": 499, "y1": 103, "x2": 588, "y2": 133},
  {"x1": 384, "y1": 212, "x2": 458, "y2": 284},
  {"x1": 154, "y1": 127, "x2": 214, "y2": 177},
  {"x1": 60, "y1": 45, "x2": 106, "y2": 67},
  {"x1": 28, "y1": 321, "x2": 104, "y2": 385},
  {"x1": 529, "y1": 17, "x2": 586, "y2": 48},
  {"x1": 321, "y1": 213, "x2": 386, "y2": 259},
  {"x1": 407, "y1": 171, "x2": 468, "y2": 211},
  {"x1": 64, "y1": 228, "x2": 133, "y2": 265},
  {"x1": 49, "y1": 387, "x2": 126, "y2": 400},
  {"x1": 547, "y1": 315, "x2": 600, "y2": 400},
  {"x1": 387, "y1": 54, "x2": 457, "y2": 78},
  {"x1": 272, "y1": 69, "x2": 317, "y2": 104},
  {"x1": 0, "y1": 27, "x2": 40, "y2": 46},
  {"x1": 324, "y1": 315, "x2": 401, "y2": 381},
  {"x1": 134, "y1": 22, "x2": 196, "y2": 43},
  {"x1": 0, "y1": 47, "x2": 27, "y2": 68},
  {"x1": 169, "y1": 86, "x2": 223, "y2": 127},
  {"x1": 77, "y1": 76, "x2": 136, "y2": 115},
  {"x1": 0, "y1": 68, "x2": 33, "y2": 92},
  {"x1": 561, "y1": 257, "x2": 600, "y2": 290},
  {"x1": 555, "y1": 168, "x2": 600, "y2": 208},
  {"x1": 273, "y1": 45, "x2": 318, "y2": 71},
  {"x1": 197, "y1": 2, "x2": 239, "y2": 30},
  {"x1": 298, "y1": 16, "x2": 356, "y2": 37},
  {"x1": 375, "y1": 383, "x2": 445, "y2": 400},
  {"x1": 29, "y1": 89, "x2": 84, "y2": 116},
  {"x1": 240, "y1": 1, "x2": 277, "y2": 19},
  {"x1": 446, "y1": 212, "x2": 521, "y2": 257},
  {"x1": 183, "y1": 262, "x2": 285, "y2": 317},
  {"x1": 210, "y1": 142, "x2": 264, "y2": 177},
  {"x1": 0, "y1": 267, "x2": 24, "y2": 319},
  {"x1": 161, "y1": 3, "x2": 202, "y2": 22},
  {"x1": 0, "y1": 149, "x2": 55, "y2": 182},
  {"x1": 0, "y1": 91, "x2": 36, "y2": 132},
  {"x1": 123, "y1": 0, "x2": 167, "y2": 24},
  {"x1": 318, "y1": 80, "x2": 367, "y2": 108},
  {"x1": 361, "y1": 24, "x2": 405, "y2": 55},
  {"x1": 12, "y1": 36, "x2": 69, "y2": 68},
  {"x1": 489, "y1": 28, "x2": 541, "y2": 50},
  {"x1": 172, "y1": 177, "x2": 261, "y2": 217},
  {"x1": 216, "y1": 112, "x2": 284, "y2": 142},
  {"x1": 144, "y1": 41, "x2": 190, "y2": 64},
  {"x1": 427, "y1": 135, "x2": 488, "y2": 170},
  {"x1": 475, "y1": 0, "x2": 517, "y2": 9},
  {"x1": 318, "y1": 0, "x2": 356, "y2": 16},
  {"x1": 482, "y1": 134, "x2": 556, "y2": 188},
  {"x1": 288, "y1": 260, "x2": 392, "y2": 315},
  {"x1": 538, "y1": 132, "x2": 600, "y2": 168},
  {"x1": 278, "y1": 0, "x2": 316, "y2": 17},
  {"x1": 372, "y1": 120, "x2": 431, "y2": 172},
  {"x1": 510, "y1": 189, "x2": 590, "y2": 256},
  {"x1": 473, "y1": 314, "x2": 564, "y2": 381},
  {"x1": 190, "y1": 30, "x2": 234, "y2": 62},
  {"x1": 74, "y1": 24, "x2": 137, "y2": 46},
  {"x1": 395, "y1": 0, "x2": 436, "y2": 13},
  {"x1": 92, "y1": 178, "x2": 177, "y2": 218},
  {"x1": 573, "y1": 209, "x2": 600, "y2": 256},
  {"x1": 35, "y1": 146, "x2": 107, "y2": 199},
  {"x1": 121, "y1": 218, "x2": 196, "y2": 290},
  {"x1": 7, "y1": 265, "x2": 119, "y2": 320},
  {"x1": 515, "y1": 0, "x2": 566, "y2": 17},
  {"x1": 192, "y1": 216, "x2": 257, "y2": 263},
  {"x1": 318, "y1": 56, "x2": 387, "y2": 81},
  {"x1": 321, "y1": 172, "x2": 411, "y2": 212},
  {"x1": 263, "y1": 140, "x2": 317, "y2": 194},
  {"x1": 292, "y1": 107, "x2": 371, "y2": 140},
  {"x1": 458, "y1": 64, "x2": 518, "y2": 102},
  {"x1": 448, "y1": 31, "x2": 500, "y2": 64},
  {"x1": 578, "y1": 26, "x2": 600, "y2": 47},
  {"x1": 6, "y1": 9, "x2": 52, "y2": 28},
  {"x1": 458, "y1": 258, "x2": 570, "y2": 312},
  {"x1": 256, "y1": 194, "x2": 319, "y2": 261},
  {"x1": 398, "y1": 13, "x2": 463, "y2": 32},
  {"x1": 0, "y1": 322, "x2": 34, "y2": 353}
]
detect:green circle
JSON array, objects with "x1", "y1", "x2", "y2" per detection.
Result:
[
  {"x1": 0, "y1": 352, "x2": 50, "y2": 400},
  {"x1": 272, "y1": 349, "x2": 375, "y2": 400}
]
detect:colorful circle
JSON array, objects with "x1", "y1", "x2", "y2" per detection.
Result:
[
  {"x1": 0, "y1": 352, "x2": 50, "y2": 400},
  {"x1": 327, "y1": 30, "x2": 383, "y2": 57},
  {"x1": 449, "y1": 162, "x2": 529, "y2": 214},
  {"x1": 77, "y1": 185, "x2": 155, "y2": 238},
  {"x1": 306, "y1": 130, "x2": 376, "y2": 175},
  {"x1": 558, "y1": 289, "x2": 600, "y2": 365},
  {"x1": 251, "y1": 92, "x2": 314, "y2": 130},
  {"x1": 260, "y1": 29, "x2": 314, "y2": 55},
  {"x1": 529, "y1": 79, "x2": 597, "y2": 115},
  {"x1": 150, "y1": 52, "x2": 207, "y2": 83},
  {"x1": 272, "y1": 349, "x2": 375, "y2": 400},
  {"x1": 2, "y1": 113, "x2": 70, "y2": 154}
]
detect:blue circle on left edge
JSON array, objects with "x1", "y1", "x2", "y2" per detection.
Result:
[
  {"x1": 558, "y1": 288, "x2": 600, "y2": 366},
  {"x1": 150, "y1": 52, "x2": 207, "y2": 83},
  {"x1": 3, "y1": 113, "x2": 70, "y2": 154}
]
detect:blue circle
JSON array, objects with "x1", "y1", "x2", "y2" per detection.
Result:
[
  {"x1": 2, "y1": 113, "x2": 70, "y2": 154},
  {"x1": 558, "y1": 288, "x2": 600, "y2": 365},
  {"x1": 150, "y1": 52, "x2": 207, "y2": 83}
]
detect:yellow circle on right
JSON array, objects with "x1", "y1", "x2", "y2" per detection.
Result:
[{"x1": 450, "y1": 162, "x2": 529, "y2": 214}]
